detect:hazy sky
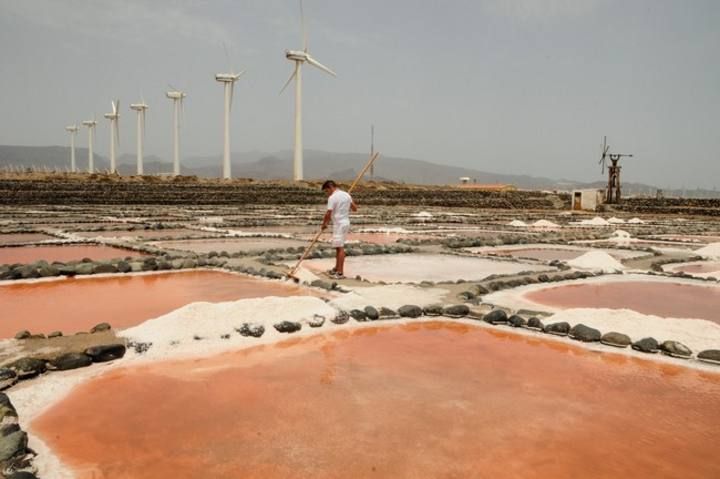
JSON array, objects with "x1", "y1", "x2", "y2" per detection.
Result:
[{"x1": 0, "y1": 0, "x2": 718, "y2": 188}]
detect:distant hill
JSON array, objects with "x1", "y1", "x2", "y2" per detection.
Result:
[{"x1": 2, "y1": 144, "x2": 718, "y2": 198}]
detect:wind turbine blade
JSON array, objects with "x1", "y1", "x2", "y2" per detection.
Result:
[
  {"x1": 305, "y1": 55, "x2": 336, "y2": 76},
  {"x1": 280, "y1": 67, "x2": 297, "y2": 94},
  {"x1": 223, "y1": 41, "x2": 232, "y2": 73},
  {"x1": 300, "y1": 0, "x2": 307, "y2": 51}
]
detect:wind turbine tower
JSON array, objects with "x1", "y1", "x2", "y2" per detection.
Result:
[
  {"x1": 130, "y1": 101, "x2": 149, "y2": 175},
  {"x1": 166, "y1": 89, "x2": 186, "y2": 176},
  {"x1": 103, "y1": 100, "x2": 120, "y2": 174},
  {"x1": 81, "y1": 119, "x2": 97, "y2": 173},
  {"x1": 215, "y1": 71, "x2": 244, "y2": 179},
  {"x1": 65, "y1": 125, "x2": 79, "y2": 172},
  {"x1": 281, "y1": 0, "x2": 336, "y2": 181}
]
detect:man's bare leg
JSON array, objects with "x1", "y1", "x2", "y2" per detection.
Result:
[{"x1": 335, "y1": 247, "x2": 346, "y2": 275}]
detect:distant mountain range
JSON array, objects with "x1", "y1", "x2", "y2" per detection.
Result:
[{"x1": 1, "y1": 144, "x2": 718, "y2": 198}]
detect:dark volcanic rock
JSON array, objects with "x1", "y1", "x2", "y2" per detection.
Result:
[
  {"x1": 632, "y1": 337, "x2": 659, "y2": 353},
  {"x1": 90, "y1": 322, "x2": 112, "y2": 333},
  {"x1": 659, "y1": 340, "x2": 692, "y2": 358},
  {"x1": 543, "y1": 322, "x2": 571, "y2": 336},
  {"x1": 236, "y1": 323, "x2": 265, "y2": 337},
  {"x1": 116, "y1": 260, "x2": 131, "y2": 273},
  {"x1": 0, "y1": 429, "x2": 27, "y2": 461},
  {"x1": 7, "y1": 358, "x2": 46, "y2": 379},
  {"x1": 569, "y1": 324, "x2": 602, "y2": 342},
  {"x1": 7, "y1": 472, "x2": 40, "y2": 479},
  {"x1": 274, "y1": 321, "x2": 301, "y2": 333},
  {"x1": 398, "y1": 305, "x2": 423, "y2": 318},
  {"x1": 525, "y1": 317, "x2": 544, "y2": 330},
  {"x1": 507, "y1": 315, "x2": 526, "y2": 328},
  {"x1": 482, "y1": 309, "x2": 508, "y2": 325},
  {"x1": 308, "y1": 314, "x2": 326, "y2": 328},
  {"x1": 85, "y1": 344, "x2": 127, "y2": 362},
  {"x1": 423, "y1": 304, "x2": 444, "y2": 316},
  {"x1": 443, "y1": 304, "x2": 470, "y2": 317},
  {"x1": 331, "y1": 311, "x2": 350, "y2": 325},
  {"x1": 48, "y1": 331, "x2": 63, "y2": 338},
  {"x1": 50, "y1": 352, "x2": 93, "y2": 370},
  {"x1": 13, "y1": 331, "x2": 31, "y2": 340},
  {"x1": 364, "y1": 306, "x2": 379, "y2": 321},
  {"x1": 601, "y1": 332, "x2": 632, "y2": 348},
  {"x1": 350, "y1": 309, "x2": 368, "y2": 321},
  {"x1": 93, "y1": 263, "x2": 118, "y2": 274},
  {"x1": 0, "y1": 369, "x2": 17, "y2": 391},
  {"x1": 378, "y1": 307, "x2": 398, "y2": 319},
  {"x1": 697, "y1": 350, "x2": 720, "y2": 364},
  {"x1": 474, "y1": 285, "x2": 490, "y2": 295}
]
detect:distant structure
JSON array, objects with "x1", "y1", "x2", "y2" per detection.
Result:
[
  {"x1": 215, "y1": 70, "x2": 245, "y2": 180},
  {"x1": 571, "y1": 189, "x2": 605, "y2": 211},
  {"x1": 64, "y1": 125, "x2": 79, "y2": 172},
  {"x1": 81, "y1": 119, "x2": 97, "y2": 173},
  {"x1": 599, "y1": 136, "x2": 633, "y2": 203},
  {"x1": 370, "y1": 125, "x2": 375, "y2": 178},
  {"x1": 281, "y1": 0, "x2": 336, "y2": 181},
  {"x1": 458, "y1": 182, "x2": 516, "y2": 192},
  {"x1": 459, "y1": 176, "x2": 471, "y2": 184},
  {"x1": 103, "y1": 100, "x2": 120, "y2": 174},
  {"x1": 129, "y1": 100, "x2": 149, "y2": 175},
  {"x1": 166, "y1": 89, "x2": 186, "y2": 176}
]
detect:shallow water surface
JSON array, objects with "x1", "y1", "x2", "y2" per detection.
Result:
[
  {"x1": 525, "y1": 281, "x2": 720, "y2": 323},
  {"x1": 0, "y1": 271, "x2": 315, "y2": 337},
  {"x1": 0, "y1": 245, "x2": 143, "y2": 264},
  {"x1": 32, "y1": 322, "x2": 720, "y2": 479}
]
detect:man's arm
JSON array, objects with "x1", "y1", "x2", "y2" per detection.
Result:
[
  {"x1": 321, "y1": 209, "x2": 332, "y2": 230},
  {"x1": 351, "y1": 200, "x2": 358, "y2": 212}
]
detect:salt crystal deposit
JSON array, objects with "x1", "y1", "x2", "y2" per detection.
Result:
[
  {"x1": 567, "y1": 251, "x2": 625, "y2": 272},
  {"x1": 531, "y1": 219, "x2": 559, "y2": 228},
  {"x1": 508, "y1": 220, "x2": 528, "y2": 227},
  {"x1": 695, "y1": 242, "x2": 720, "y2": 259}
]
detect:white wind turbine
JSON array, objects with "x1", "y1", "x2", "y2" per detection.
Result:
[
  {"x1": 166, "y1": 88, "x2": 186, "y2": 176},
  {"x1": 129, "y1": 100, "x2": 149, "y2": 175},
  {"x1": 215, "y1": 66, "x2": 245, "y2": 179},
  {"x1": 104, "y1": 100, "x2": 121, "y2": 174},
  {"x1": 281, "y1": 0, "x2": 336, "y2": 181},
  {"x1": 65, "y1": 124, "x2": 79, "y2": 172},
  {"x1": 81, "y1": 118, "x2": 97, "y2": 173}
]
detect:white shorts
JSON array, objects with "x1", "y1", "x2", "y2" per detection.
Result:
[{"x1": 332, "y1": 223, "x2": 350, "y2": 247}]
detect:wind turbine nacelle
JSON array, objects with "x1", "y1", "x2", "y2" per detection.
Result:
[
  {"x1": 65, "y1": 126, "x2": 78, "y2": 132},
  {"x1": 286, "y1": 50, "x2": 308, "y2": 62},
  {"x1": 81, "y1": 121, "x2": 97, "y2": 127},
  {"x1": 130, "y1": 103, "x2": 148, "y2": 111},
  {"x1": 166, "y1": 91, "x2": 185, "y2": 99},
  {"x1": 215, "y1": 73, "x2": 239, "y2": 82},
  {"x1": 104, "y1": 113, "x2": 119, "y2": 120}
]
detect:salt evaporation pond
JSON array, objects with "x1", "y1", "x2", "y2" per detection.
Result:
[
  {"x1": 151, "y1": 237, "x2": 308, "y2": 254},
  {"x1": 525, "y1": 281, "x2": 720, "y2": 324},
  {"x1": 467, "y1": 245, "x2": 646, "y2": 263},
  {"x1": 0, "y1": 245, "x2": 144, "y2": 264},
  {"x1": 32, "y1": 322, "x2": 720, "y2": 478},
  {"x1": 0, "y1": 271, "x2": 316, "y2": 337},
  {"x1": 666, "y1": 261, "x2": 720, "y2": 277},
  {"x1": 300, "y1": 254, "x2": 551, "y2": 283},
  {"x1": 0, "y1": 233, "x2": 55, "y2": 245}
]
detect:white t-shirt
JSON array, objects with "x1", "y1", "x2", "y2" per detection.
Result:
[{"x1": 327, "y1": 189, "x2": 352, "y2": 226}]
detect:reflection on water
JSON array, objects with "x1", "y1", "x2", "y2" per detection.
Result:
[
  {"x1": 0, "y1": 271, "x2": 316, "y2": 337},
  {"x1": 525, "y1": 281, "x2": 720, "y2": 323},
  {"x1": 33, "y1": 322, "x2": 720, "y2": 479}
]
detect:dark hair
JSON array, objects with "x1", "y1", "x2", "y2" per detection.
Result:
[{"x1": 321, "y1": 180, "x2": 336, "y2": 191}]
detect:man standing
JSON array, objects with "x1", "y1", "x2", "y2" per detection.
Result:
[{"x1": 321, "y1": 180, "x2": 357, "y2": 279}]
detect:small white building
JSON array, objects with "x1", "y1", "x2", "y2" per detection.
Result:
[
  {"x1": 571, "y1": 189, "x2": 605, "y2": 211},
  {"x1": 459, "y1": 176, "x2": 471, "y2": 184}
]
